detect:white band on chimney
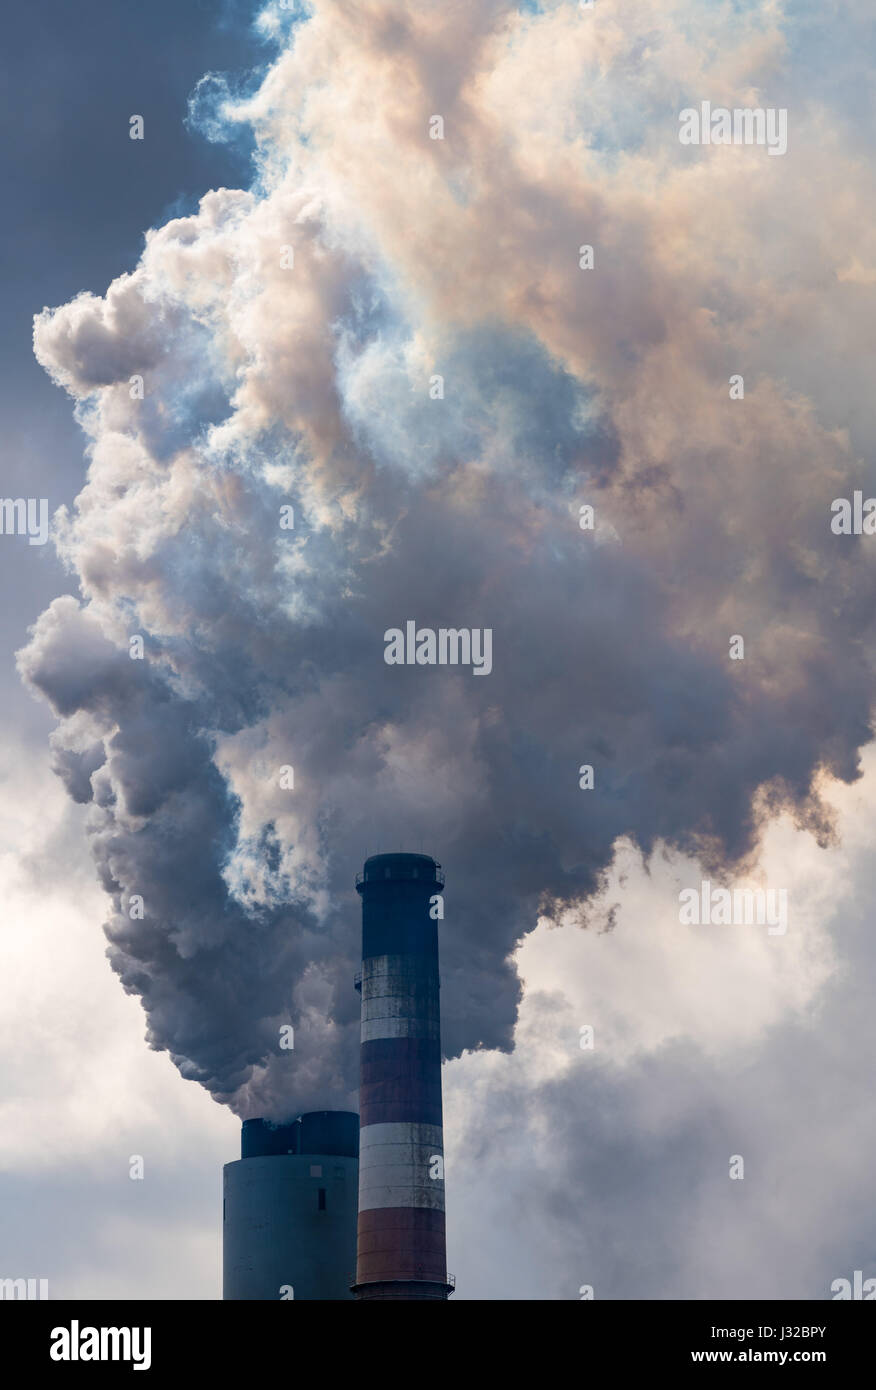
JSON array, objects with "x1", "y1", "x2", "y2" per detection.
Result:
[
  {"x1": 360, "y1": 954, "x2": 440, "y2": 1043},
  {"x1": 358, "y1": 1121, "x2": 445, "y2": 1212}
]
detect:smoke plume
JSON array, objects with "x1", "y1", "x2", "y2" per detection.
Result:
[{"x1": 18, "y1": 0, "x2": 876, "y2": 1117}]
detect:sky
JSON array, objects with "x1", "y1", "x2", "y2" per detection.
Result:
[{"x1": 2, "y1": 0, "x2": 876, "y2": 1299}]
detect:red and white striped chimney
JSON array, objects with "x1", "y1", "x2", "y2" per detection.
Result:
[{"x1": 352, "y1": 853, "x2": 453, "y2": 1301}]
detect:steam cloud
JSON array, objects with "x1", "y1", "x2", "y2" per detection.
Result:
[{"x1": 18, "y1": 0, "x2": 876, "y2": 1118}]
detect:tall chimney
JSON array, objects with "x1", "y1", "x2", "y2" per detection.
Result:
[{"x1": 352, "y1": 853, "x2": 453, "y2": 1300}]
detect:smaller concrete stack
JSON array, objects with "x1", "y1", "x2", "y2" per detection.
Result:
[{"x1": 223, "y1": 1110, "x2": 358, "y2": 1300}]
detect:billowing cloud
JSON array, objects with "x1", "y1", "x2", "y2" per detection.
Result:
[{"x1": 18, "y1": 0, "x2": 876, "y2": 1119}]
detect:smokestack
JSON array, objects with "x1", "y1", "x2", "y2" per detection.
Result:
[
  {"x1": 352, "y1": 853, "x2": 454, "y2": 1300},
  {"x1": 223, "y1": 1111, "x2": 358, "y2": 1300}
]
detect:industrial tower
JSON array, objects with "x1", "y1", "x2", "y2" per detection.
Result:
[
  {"x1": 223, "y1": 1111, "x2": 359, "y2": 1300},
  {"x1": 352, "y1": 852, "x2": 453, "y2": 1300}
]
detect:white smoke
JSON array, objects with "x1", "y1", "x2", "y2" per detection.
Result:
[{"x1": 18, "y1": 0, "x2": 876, "y2": 1117}]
